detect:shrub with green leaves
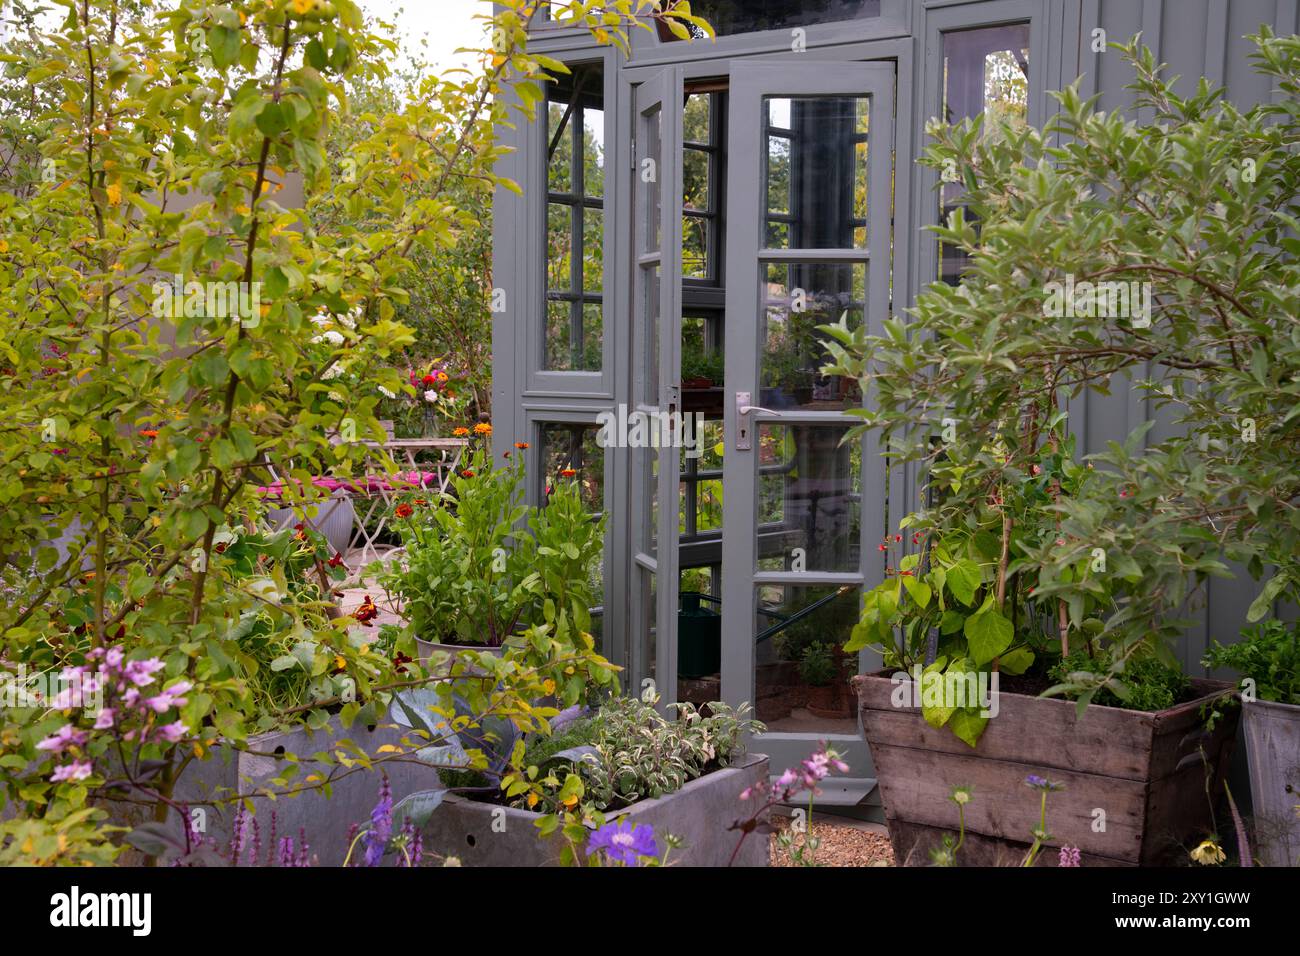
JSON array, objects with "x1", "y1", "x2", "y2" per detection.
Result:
[{"x1": 826, "y1": 31, "x2": 1300, "y2": 731}]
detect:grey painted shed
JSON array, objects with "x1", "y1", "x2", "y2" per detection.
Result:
[{"x1": 490, "y1": 0, "x2": 1299, "y2": 799}]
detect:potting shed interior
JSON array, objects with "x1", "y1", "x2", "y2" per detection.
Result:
[{"x1": 488, "y1": 0, "x2": 1298, "y2": 801}]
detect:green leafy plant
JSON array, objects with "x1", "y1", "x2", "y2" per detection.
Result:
[
  {"x1": 381, "y1": 448, "x2": 605, "y2": 647},
  {"x1": 826, "y1": 32, "x2": 1300, "y2": 735},
  {"x1": 798, "y1": 643, "x2": 837, "y2": 687},
  {"x1": 1203, "y1": 620, "x2": 1300, "y2": 706}
]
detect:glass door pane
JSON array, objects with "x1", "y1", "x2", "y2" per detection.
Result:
[
  {"x1": 722, "y1": 61, "x2": 894, "y2": 789},
  {"x1": 629, "y1": 68, "x2": 683, "y2": 705}
]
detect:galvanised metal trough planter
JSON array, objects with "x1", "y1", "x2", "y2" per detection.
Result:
[
  {"x1": 420, "y1": 752, "x2": 770, "y2": 867},
  {"x1": 110, "y1": 716, "x2": 440, "y2": 867},
  {"x1": 1241, "y1": 698, "x2": 1300, "y2": 866}
]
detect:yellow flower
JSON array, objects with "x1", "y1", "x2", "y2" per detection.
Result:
[
  {"x1": 0, "y1": 240, "x2": 8, "y2": 253},
  {"x1": 562, "y1": 794, "x2": 578, "y2": 809},
  {"x1": 105, "y1": 183, "x2": 122, "y2": 205},
  {"x1": 292, "y1": 0, "x2": 313, "y2": 13},
  {"x1": 452, "y1": 427, "x2": 470, "y2": 437},
  {"x1": 1190, "y1": 839, "x2": 1226, "y2": 866},
  {"x1": 543, "y1": 679, "x2": 556, "y2": 694},
  {"x1": 473, "y1": 422, "x2": 493, "y2": 436},
  {"x1": 526, "y1": 792, "x2": 539, "y2": 808}
]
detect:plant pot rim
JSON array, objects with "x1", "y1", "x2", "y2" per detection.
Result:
[
  {"x1": 852, "y1": 668, "x2": 1237, "y2": 721},
  {"x1": 1242, "y1": 696, "x2": 1300, "y2": 714},
  {"x1": 442, "y1": 750, "x2": 768, "y2": 820}
]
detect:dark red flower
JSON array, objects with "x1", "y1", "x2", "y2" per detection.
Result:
[
  {"x1": 355, "y1": 595, "x2": 379, "y2": 625},
  {"x1": 328, "y1": 552, "x2": 344, "y2": 568},
  {"x1": 395, "y1": 503, "x2": 413, "y2": 519}
]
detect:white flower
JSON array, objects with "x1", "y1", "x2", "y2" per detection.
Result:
[
  {"x1": 310, "y1": 310, "x2": 331, "y2": 328},
  {"x1": 423, "y1": 389, "x2": 439, "y2": 404},
  {"x1": 322, "y1": 363, "x2": 343, "y2": 381},
  {"x1": 378, "y1": 385, "x2": 396, "y2": 399},
  {"x1": 322, "y1": 329, "x2": 345, "y2": 346}
]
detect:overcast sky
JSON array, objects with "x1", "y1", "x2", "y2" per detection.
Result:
[{"x1": 364, "y1": 0, "x2": 492, "y2": 73}]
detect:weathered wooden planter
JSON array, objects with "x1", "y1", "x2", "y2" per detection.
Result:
[
  {"x1": 1241, "y1": 699, "x2": 1300, "y2": 866},
  {"x1": 421, "y1": 752, "x2": 770, "y2": 867},
  {"x1": 854, "y1": 673, "x2": 1239, "y2": 866}
]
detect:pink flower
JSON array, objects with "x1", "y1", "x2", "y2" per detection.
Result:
[
  {"x1": 36, "y1": 724, "x2": 88, "y2": 753},
  {"x1": 1058, "y1": 845, "x2": 1082, "y2": 867},
  {"x1": 105, "y1": 647, "x2": 125, "y2": 669},
  {"x1": 124, "y1": 658, "x2": 166, "y2": 686},
  {"x1": 145, "y1": 681, "x2": 192, "y2": 713},
  {"x1": 154, "y1": 720, "x2": 188, "y2": 743},
  {"x1": 93, "y1": 708, "x2": 115, "y2": 730},
  {"x1": 51, "y1": 760, "x2": 93, "y2": 782}
]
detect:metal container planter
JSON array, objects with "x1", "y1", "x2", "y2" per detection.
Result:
[
  {"x1": 109, "y1": 715, "x2": 439, "y2": 866},
  {"x1": 420, "y1": 752, "x2": 771, "y2": 867},
  {"x1": 854, "y1": 672, "x2": 1239, "y2": 866},
  {"x1": 1241, "y1": 698, "x2": 1300, "y2": 866}
]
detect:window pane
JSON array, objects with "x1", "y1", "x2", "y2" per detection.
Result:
[
  {"x1": 547, "y1": 202, "x2": 572, "y2": 290},
  {"x1": 582, "y1": 207, "x2": 603, "y2": 292},
  {"x1": 683, "y1": 214, "x2": 709, "y2": 279},
  {"x1": 754, "y1": 584, "x2": 860, "y2": 732},
  {"x1": 540, "y1": 422, "x2": 605, "y2": 514},
  {"x1": 940, "y1": 24, "x2": 1030, "y2": 284},
  {"x1": 545, "y1": 299, "x2": 574, "y2": 370},
  {"x1": 683, "y1": 147, "x2": 710, "y2": 211},
  {"x1": 684, "y1": 92, "x2": 711, "y2": 143},
  {"x1": 761, "y1": 261, "x2": 865, "y2": 410},
  {"x1": 547, "y1": 103, "x2": 572, "y2": 193},
  {"x1": 764, "y1": 96, "x2": 869, "y2": 250},
  {"x1": 581, "y1": 302, "x2": 603, "y2": 370},
  {"x1": 583, "y1": 105, "x2": 605, "y2": 199},
  {"x1": 643, "y1": 265, "x2": 660, "y2": 404},
  {"x1": 756, "y1": 422, "x2": 862, "y2": 573}
]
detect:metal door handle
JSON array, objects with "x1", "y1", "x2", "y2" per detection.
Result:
[{"x1": 736, "y1": 391, "x2": 781, "y2": 450}]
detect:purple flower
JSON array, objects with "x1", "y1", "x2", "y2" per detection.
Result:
[
  {"x1": 586, "y1": 820, "x2": 659, "y2": 866},
  {"x1": 1026, "y1": 775, "x2": 1063, "y2": 792},
  {"x1": 1058, "y1": 845, "x2": 1082, "y2": 867},
  {"x1": 154, "y1": 720, "x2": 188, "y2": 743},
  {"x1": 93, "y1": 707, "x2": 115, "y2": 730},
  {"x1": 363, "y1": 776, "x2": 393, "y2": 867},
  {"x1": 124, "y1": 658, "x2": 165, "y2": 686},
  {"x1": 145, "y1": 681, "x2": 191, "y2": 713},
  {"x1": 36, "y1": 724, "x2": 88, "y2": 753},
  {"x1": 51, "y1": 760, "x2": 92, "y2": 782}
]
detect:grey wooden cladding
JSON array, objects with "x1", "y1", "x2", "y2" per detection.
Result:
[
  {"x1": 1241, "y1": 699, "x2": 1300, "y2": 866},
  {"x1": 855, "y1": 673, "x2": 1240, "y2": 864}
]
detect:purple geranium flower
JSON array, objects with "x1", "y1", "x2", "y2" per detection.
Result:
[
  {"x1": 1058, "y1": 845, "x2": 1082, "y2": 867},
  {"x1": 586, "y1": 820, "x2": 659, "y2": 866},
  {"x1": 1025, "y1": 774, "x2": 1063, "y2": 792}
]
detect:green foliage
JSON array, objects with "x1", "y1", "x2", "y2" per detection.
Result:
[
  {"x1": 0, "y1": 0, "x2": 693, "y2": 865},
  {"x1": 825, "y1": 31, "x2": 1300, "y2": 719},
  {"x1": 1204, "y1": 620, "x2": 1300, "y2": 706},
  {"x1": 1049, "y1": 649, "x2": 1189, "y2": 712},
  {"x1": 797, "y1": 643, "x2": 837, "y2": 687},
  {"x1": 381, "y1": 449, "x2": 605, "y2": 646}
]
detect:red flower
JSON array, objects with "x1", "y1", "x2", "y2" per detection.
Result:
[
  {"x1": 515, "y1": 442, "x2": 529, "y2": 449},
  {"x1": 392, "y1": 651, "x2": 413, "y2": 675},
  {"x1": 894, "y1": 534, "x2": 902, "y2": 542},
  {"x1": 395, "y1": 503, "x2": 413, "y2": 519},
  {"x1": 413, "y1": 498, "x2": 427, "y2": 506},
  {"x1": 421, "y1": 374, "x2": 438, "y2": 387},
  {"x1": 877, "y1": 543, "x2": 887, "y2": 552},
  {"x1": 460, "y1": 469, "x2": 475, "y2": 478},
  {"x1": 355, "y1": 595, "x2": 379, "y2": 625},
  {"x1": 328, "y1": 552, "x2": 344, "y2": 568},
  {"x1": 560, "y1": 468, "x2": 577, "y2": 477}
]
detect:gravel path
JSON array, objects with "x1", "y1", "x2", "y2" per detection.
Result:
[{"x1": 768, "y1": 815, "x2": 895, "y2": 867}]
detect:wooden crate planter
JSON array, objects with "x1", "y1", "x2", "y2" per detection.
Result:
[
  {"x1": 1241, "y1": 699, "x2": 1300, "y2": 866},
  {"x1": 853, "y1": 673, "x2": 1239, "y2": 866},
  {"x1": 421, "y1": 752, "x2": 770, "y2": 867}
]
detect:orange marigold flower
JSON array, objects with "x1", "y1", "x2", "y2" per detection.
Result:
[
  {"x1": 139, "y1": 429, "x2": 159, "y2": 439},
  {"x1": 560, "y1": 468, "x2": 577, "y2": 477},
  {"x1": 515, "y1": 442, "x2": 529, "y2": 449},
  {"x1": 395, "y1": 503, "x2": 413, "y2": 518},
  {"x1": 460, "y1": 469, "x2": 476, "y2": 478},
  {"x1": 452, "y1": 427, "x2": 470, "y2": 437},
  {"x1": 473, "y1": 422, "x2": 492, "y2": 435}
]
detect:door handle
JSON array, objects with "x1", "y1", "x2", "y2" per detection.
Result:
[{"x1": 735, "y1": 391, "x2": 781, "y2": 450}]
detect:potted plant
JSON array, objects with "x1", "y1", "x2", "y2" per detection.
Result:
[
  {"x1": 1204, "y1": 620, "x2": 1300, "y2": 866},
  {"x1": 380, "y1": 448, "x2": 604, "y2": 664},
  {"x1": 375, "y1": 691, "x2": 770, "y2": 866},
  {"x1": 818, "y1": 36, "x2": 1300, "y2": 865}
]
